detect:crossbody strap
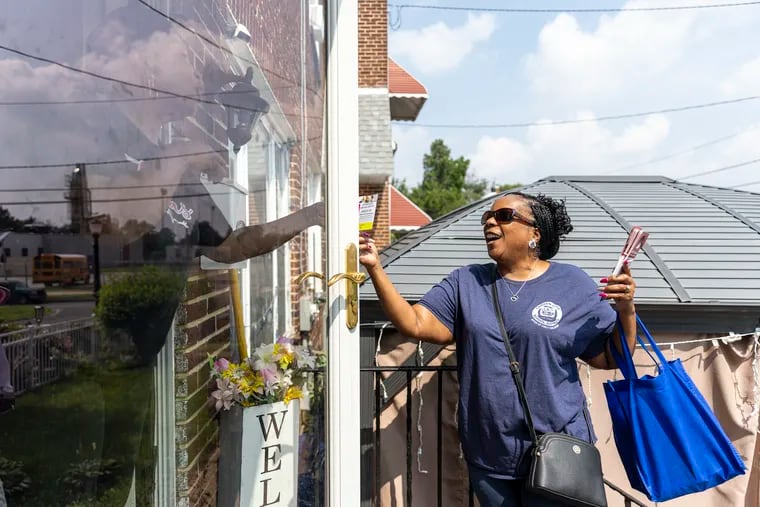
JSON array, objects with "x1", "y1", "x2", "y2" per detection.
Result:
[{"x1": 491, "y1": 265, "x2": 539, "y2": 446}]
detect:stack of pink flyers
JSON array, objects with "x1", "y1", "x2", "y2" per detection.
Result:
[{"x1": 612, "y1": 226, "x2": 649, "y2": 276}]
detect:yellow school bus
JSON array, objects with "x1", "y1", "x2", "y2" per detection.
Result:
[{"x1": 32, "y1": 253, "x2": 90, "y2": 285}]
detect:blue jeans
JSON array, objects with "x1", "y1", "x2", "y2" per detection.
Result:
[{"x1": 469, "y1": 466, "x2": 570, "y2": 507}]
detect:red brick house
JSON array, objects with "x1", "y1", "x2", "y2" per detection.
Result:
[{"x1": 359, "y1": 0, "x2": 428, "y2": 250}]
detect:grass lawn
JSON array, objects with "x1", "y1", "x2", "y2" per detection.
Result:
[
  {"x1": 0, "y1": 305, "x2": 51, "y2": 323},
  {"x1": 0, "y1": 365, "x2": 156, "y2": 506}
]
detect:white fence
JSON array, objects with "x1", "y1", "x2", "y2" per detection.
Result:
[{"x1": 1, "y1": 319, "x2": 97, "y2": 395}]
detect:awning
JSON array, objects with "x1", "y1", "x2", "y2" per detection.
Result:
[{"x1": 388, "y1": 58, "x2": 427, "y2": 121}]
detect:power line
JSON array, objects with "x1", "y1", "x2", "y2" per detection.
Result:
[
  {"x1": 0, "y1": 192, "x2": 213, "y2": 206},
  {"x1": 0, "y1": 84, "x2": 301, "y2": 106},
  {"x1": 0, "y1": 182, "x2": 218, "y2": 192},
  {"x1": 0, "y1": 130, "x2": 325, "y2": 171},
  {"x1": 388, "y1": 2, "x2": 760, "y2": 14},
  {"x1": 730, "y1": 179, "x2": 760, "y2": 188},
  {"x1": 679, "y1": 155, "x2": 760, "y2": 180},
  {"x1": 0, "y1": 92, "x2": 321, "y2": 121},
  {"x1": 0, "y1": 149, "x2": 226, "y2": 171},
  {"x1": 606, "y1": 131, "x2": 742, "y2": 174},
  {"x1": 395, "y1": 94, "x2": 760, "y2": 129},
  {"x1": 0, "y1": 45, "x2": 271, "y2": 116}
]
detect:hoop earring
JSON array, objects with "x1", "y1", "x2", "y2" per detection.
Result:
[{"x1": 528, "y1": 239, "x2": 537, "y2": 249}]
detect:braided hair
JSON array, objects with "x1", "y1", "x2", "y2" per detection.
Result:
[{"x1": 511, "y1": 192, "x2": 573, "y2": 260}]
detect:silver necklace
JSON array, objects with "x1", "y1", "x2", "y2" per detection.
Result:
[{"x1": 503, "y1": 259, "x2": 539, "y2": 302}]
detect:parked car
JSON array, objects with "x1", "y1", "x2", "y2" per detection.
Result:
[{"x1": 0, "y1": 281, "x2": 48, "y2": 305}]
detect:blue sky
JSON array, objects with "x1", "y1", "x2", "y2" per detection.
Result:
[{"x1": 388, "y1": 0, "x2": 760, "y2": 191}]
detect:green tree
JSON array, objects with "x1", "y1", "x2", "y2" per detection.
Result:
[
  {"x1": 391, "y1": 178, "x2": 411, "y2": 196},
  {"x1": 0, "y1": 207, "x2": 34, "y2": 232},
  {"x1": 405, "y1": 140, "x2": 488, "y2": 219},
  {"x1": 496, "y1": 182, "x2": 522, "y2": 192}
]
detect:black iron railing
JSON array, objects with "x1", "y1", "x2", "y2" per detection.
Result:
[
  {"x1": 361, "y1": 358, "x2": 647, "y2": 507},
  {"x1": 361, "y1": 364, "x2": 468, "y2": 507}
]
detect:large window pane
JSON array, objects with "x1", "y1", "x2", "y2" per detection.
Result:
[{"x1": 0, "y1": 1, "x2": 326, "y2": 505}]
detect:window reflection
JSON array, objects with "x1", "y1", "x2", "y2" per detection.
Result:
[{"x1": 0, "y1": 1, "x2": 326, "y2": 505}]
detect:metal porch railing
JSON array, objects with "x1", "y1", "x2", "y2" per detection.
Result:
[
  {"x1": 359, "y1": 324, "x2": 648, "y2": 507},
  {"x1": 361, "y1": 364, "x2": 647, "y2": 506}
]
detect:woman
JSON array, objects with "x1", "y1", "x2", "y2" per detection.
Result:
[{"x1": 359, "y1": 192, "x2": 637, "y2": 507}]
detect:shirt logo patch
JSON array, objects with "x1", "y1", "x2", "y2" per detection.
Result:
[
  {"x1": 166, "y1": 200, "x2": 194, "y2": 230},
  {"x1": 531, "y1": 301, "x2": 563, "y2": 329}
]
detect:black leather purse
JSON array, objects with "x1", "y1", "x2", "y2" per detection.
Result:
[{"x1": 491, "y1": 268, "x2": 607, "y2": 507}]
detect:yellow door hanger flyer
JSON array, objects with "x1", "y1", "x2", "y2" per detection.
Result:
[{"x1": 359, "y1": 194, "x2": 379, "y2": 232}]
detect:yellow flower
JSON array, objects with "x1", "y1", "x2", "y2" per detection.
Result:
[
  {"x1": 277, "y1": 352, "x2": 294, "y2": 370},
  {"x1": 283, "y1": 386, "x2": 302, "y2": 404},
  {"x1": 238, "y1": 371, "x2": 264, "y2": 396},
  {"x1": 272, "y1": 344, "x2": 294, "y2": 369}
]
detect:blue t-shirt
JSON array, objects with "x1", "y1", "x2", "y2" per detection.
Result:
[{"x1": 418, "y1": 262, "x2": 616, "y2": 478}]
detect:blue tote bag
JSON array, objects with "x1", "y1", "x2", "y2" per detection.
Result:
[{"x1": 604, "y1": 316, "x2": 745, "y2": 502}]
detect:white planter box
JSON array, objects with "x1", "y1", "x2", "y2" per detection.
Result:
[{"x1": 219, "y1": 400, "x2": 300, "y2": 507}]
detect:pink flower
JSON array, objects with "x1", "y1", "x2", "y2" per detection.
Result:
[
  {"x1": 214, "y1": 357, "x2": 230, "y2": 374},
  {"x1": 276, "y1": 335, "x2": 294, "y2": 354},
  {"x1": 261, "y1": 367, "x2": 277, "y2": 385},
  {"x1": 211, "y1": 378, "x2": 235, "y2": 411}
]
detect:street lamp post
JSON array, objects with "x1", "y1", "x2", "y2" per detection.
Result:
[
  {"x1": 34, "y1": 305, "x2": 44, "y2": 326},
  {"x1": 160, "y1": 187, "x2": 168, "y2": 230},
  {"x1": 89, "y1": 219, "x2": 103, "y2": 303}
]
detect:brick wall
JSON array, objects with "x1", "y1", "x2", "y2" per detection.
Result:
[
  {"x1": 359, "y1": 1, "x2": 393, "y2": 247},
  {"x1": 233, "y1": 0, "x2": 324, "y2": 332},
  {"x1": 174, "y1": 4, "x2": 320, "y2": 502},
  {"x1": 288, "y1": 147, "x2": 307, "y2": 332},
  {"x1": 169, "y1": 5, "x2": 234, "y2": 505},
  {"x1": 359, "y1": 0, "x2": 388, "y2": 88},
  {"x1": 359, "y1": 178, "x2": 391, "y2": 250},
  {"x1": 174, "y1": 269, "x2": 232, "y2": 507}
]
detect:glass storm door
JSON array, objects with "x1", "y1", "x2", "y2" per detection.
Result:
[{"x1": 0, "y1": 1, "x2": 360, "y2": 506}]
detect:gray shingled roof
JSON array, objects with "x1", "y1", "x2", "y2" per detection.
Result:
[{"x1": 362, "y1": 176, "x2": 760, "y2": 306}]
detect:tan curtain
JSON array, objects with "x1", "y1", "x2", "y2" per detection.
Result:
[{"x1": 375, "y1": 331, "x2": 760, "y2": 507}]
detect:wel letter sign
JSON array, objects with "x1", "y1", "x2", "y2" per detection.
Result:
[{"x1": 240, "y1": 400, "x2": 300, "y2": 507}]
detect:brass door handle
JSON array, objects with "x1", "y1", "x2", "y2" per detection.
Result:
[
  {"x1": 294, "y1": 244, "x2": 365, "y2": 329},
  {"x1": 294, "y1": 271, "x2": 326, "y2": 285},
  {"x1": 327, "y1": 272, "x2": 367, "y2": 286}
]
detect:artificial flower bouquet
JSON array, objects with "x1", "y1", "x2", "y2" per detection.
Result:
[{"x1": 208, "y1": 335, "x2": 316, "y2": 411}]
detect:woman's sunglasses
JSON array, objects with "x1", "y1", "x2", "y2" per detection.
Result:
[{"x1": 481, "y1": 207, "x2": 536, "y2": 227}]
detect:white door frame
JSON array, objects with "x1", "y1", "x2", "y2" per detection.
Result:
[{"x1": 325, "y1": 0, "x2": 361, "y2": 504}]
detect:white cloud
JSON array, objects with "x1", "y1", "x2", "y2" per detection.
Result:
[
  {"x1": 389, "y1": 14, "x2": 496, "y2": 75},
  {"x1": 723, "y1": 124, "x2": 760, "y2": 160},
  {"x1": 388, "y1": 2, "x2": 760, "y2": 191},
  {"x1": 511, "y1": 1, "x2": 760, "y2": 188},
  {"x1": 721, "y1": 57, "x2": 760, "y2": 97},
  {"x1": 469, "y1": 136, "x2": 532, "y2": 181},
  {"x1": 466, "y1": 114, "x2": 671, "y2": 184},
  {"x1": 612, "y1": 114, "x2": 670, "y2": 152},
  {"x1": 525, "y1": 7, "x2": 694, "y2": 101}
]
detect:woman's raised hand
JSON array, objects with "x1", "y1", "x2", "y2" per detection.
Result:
[
  {"x1": 598, "y1": 262, "x2": 636, "y2": 309},
  {"x1": 359, "y1": 234, "x2": 380, "y2": 270}
]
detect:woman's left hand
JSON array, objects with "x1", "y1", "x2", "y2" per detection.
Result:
[{"x1": 599, "y1": 262, "x2": 636, "y2": 310}]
